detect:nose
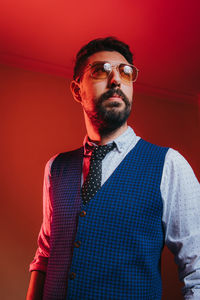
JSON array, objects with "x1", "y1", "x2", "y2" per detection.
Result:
[{"x1": 107, "y1": 68, "x2": 121, "y2": 88}]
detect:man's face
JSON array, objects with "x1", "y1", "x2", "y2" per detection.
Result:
[{"x1": 78, "y1": 51, "x2": 134, "y2": 134}]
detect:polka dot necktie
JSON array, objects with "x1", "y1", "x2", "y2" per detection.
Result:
[{"x1": 81, "y1": 143, "x2": 116, "y2": 205}]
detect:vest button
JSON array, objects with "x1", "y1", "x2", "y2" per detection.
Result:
[
  {"x1": 74, "y1": 241, "x2": 81, "y2": 248},
  {"x1": 69, "y1": 272, "x2": 76, "y2": 280},
  {"x1": 80, "y1": 210, "x2": 86, "y2": 217}
]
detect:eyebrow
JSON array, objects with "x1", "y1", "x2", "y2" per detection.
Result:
[{"x1": 90, "y1": 61, "x2": 108, "y2": 65}]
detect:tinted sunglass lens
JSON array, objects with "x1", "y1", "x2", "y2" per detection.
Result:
[
  {"x1": 119, "y1": 64, "x2": 133, "y2": 82},
  {"x1": 91, "y1": 63, "x2": 110, "y2": 79}
]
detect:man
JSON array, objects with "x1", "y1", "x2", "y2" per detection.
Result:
[{"x1": 27, "y1": 37, "x2": 200, "y2": 299}]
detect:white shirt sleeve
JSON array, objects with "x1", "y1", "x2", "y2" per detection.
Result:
[
  {"x1": 29, "y1": 155, "x2": 58, "y2": 273},
  {"x1": 161, "y1": 148, "x2": 200, "y2": 299}
]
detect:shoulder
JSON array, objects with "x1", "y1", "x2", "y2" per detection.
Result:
[
  {"x1": 163, "y1": 148, "x2": 197, "y2": 177},
  {"x1": 45, "y1": 147, "x2": 84, "y2": 175},
  {"x1": 44, "y1": 153, "x2": 59, "y2": 179},
  {"x1": 134, "y1": 139, "x2": 169, "y2": 161},
  {"x1": 162, "y1": 148, "x2": 199, "y2": 191},
  {"x1": 139, "y1": 139, "x2": 168, "y2": 151}
]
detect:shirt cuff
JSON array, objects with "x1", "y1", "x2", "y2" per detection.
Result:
[{"x1": 29, "y1": 256, "x2": 48, "y2": 273}]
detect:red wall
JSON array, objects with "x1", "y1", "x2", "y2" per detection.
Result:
[{"x1": 0, "y1": 64, "x2": 199, "y2": 299}]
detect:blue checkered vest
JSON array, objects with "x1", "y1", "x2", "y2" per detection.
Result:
[{"x1": 43, "y1": 139, "x2": 168, "y2": 300}]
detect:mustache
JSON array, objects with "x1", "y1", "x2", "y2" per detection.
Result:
[{"x1": 97, "y1": 88, "x2": 130, "y2": 106}]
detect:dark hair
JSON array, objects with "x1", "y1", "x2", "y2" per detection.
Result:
[{"x1": 73, "y1": 36, "x2": 133, "y2": 82}]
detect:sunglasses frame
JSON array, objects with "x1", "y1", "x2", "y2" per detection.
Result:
[{"x1": 86, "y1": 61, "x2": 139, "y2": 83}]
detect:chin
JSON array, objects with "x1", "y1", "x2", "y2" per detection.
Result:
[{"x1": 97, "y1": 107, "x2": 131, "y2": 135}]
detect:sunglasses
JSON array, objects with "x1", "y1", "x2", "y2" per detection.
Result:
[{"x1": 85, "y1": 61, "x2": 139, "y2": 83}]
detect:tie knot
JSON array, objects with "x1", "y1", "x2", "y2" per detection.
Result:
[{"x1": 92, "y1": 142, "x2": 115, "y2": 161}]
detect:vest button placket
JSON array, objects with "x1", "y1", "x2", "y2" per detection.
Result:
[
  {"x1": 80, "y1": 210, "x2": 86, "y2": 217},
  {"x1": 69, "y1": 272, "x2": 76, "y2": 280},
  {"x1": 74, "y1": 241, "x2": 81, "y2": 248}
]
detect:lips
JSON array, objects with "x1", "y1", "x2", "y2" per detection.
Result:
[
  {"x1": 106, "y1": 93, "x2": 123, "y2": 100},
  {"x1": 112, "y1": 93, "x2": 122, "y2": 98},
  {"x1": 98, "y1": 88, "x2": 127, "y2": 106},
  {"x1": 104, "y1": 94, "x2": 124, "y2": 107}
]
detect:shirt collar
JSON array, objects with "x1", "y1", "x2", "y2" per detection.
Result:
[{"x1": 83, "y1": 126, "x2": 138, "y2": 155}]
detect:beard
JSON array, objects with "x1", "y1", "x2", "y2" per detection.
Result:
[{"x1": 85, "y1": 88, "x2": 132, "y2": 136}]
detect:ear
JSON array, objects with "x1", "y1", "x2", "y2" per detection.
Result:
[{"x1": 70, "y1": 80, "x2": 82, "y2": 103}]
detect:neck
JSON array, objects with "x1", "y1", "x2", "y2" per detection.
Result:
[{"x1": 84, "y1": 112, "x2": 128, "y2": 145}]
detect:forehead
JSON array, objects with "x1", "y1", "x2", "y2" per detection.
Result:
[{"x1": 87, "y1": 51, "x2": 129, "y2": 65}]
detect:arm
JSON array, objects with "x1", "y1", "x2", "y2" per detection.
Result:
[
  {"x1": 161, "y1": 149, "x2": 200, "y2": 299},
  {"x1": 26, "y1": 156, "x2": 57, "y2": 299},
  {"x1": 26, "y1": 271, "x2": 46, "y2": 300}
]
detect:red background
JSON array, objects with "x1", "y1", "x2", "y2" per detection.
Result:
[{"x1": 0, "y1": 0, "x2": 200, "y2": 299}]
